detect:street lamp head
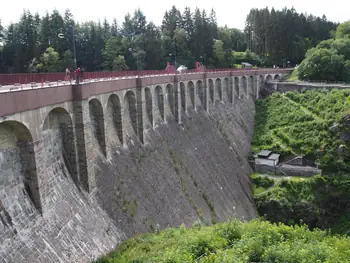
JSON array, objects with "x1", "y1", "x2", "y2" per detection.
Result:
[
  {"x1": 128, "y1": 48, "x2": 132, "y2": 52},
  {"x1": 58, "y1": 33, "x2": 64, "y2": 39}
]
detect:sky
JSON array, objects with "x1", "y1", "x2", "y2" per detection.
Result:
[{"x1": 0, "y1": 0, "x2": 349, "y2": 30}]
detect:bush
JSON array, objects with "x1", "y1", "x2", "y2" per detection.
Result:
[{"x1": 95, "y1": 219, "x2": 350, "y2": 263}]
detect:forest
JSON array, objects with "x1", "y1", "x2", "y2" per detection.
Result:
[{"x1": 0, "y1": 6, "x2": 337, "y2": 73}]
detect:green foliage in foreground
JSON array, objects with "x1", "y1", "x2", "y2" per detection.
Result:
[
  {"x1": 96, "y1": 219, "x2": 350, "y2": 263},
  {"x1": 252, "y1": 89, "x2": 350, "y2": 171},
  {"x1": 252, "y1": 174, "x2": 350, "y2": 235}
]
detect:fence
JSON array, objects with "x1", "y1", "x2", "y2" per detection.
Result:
[{"x1": 0, "y1": 67, "x2": 293, "y2": 86}]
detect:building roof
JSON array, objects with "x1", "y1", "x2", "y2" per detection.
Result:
[
  {"x1": 268, "y1": 153, "x2": 280, "y2": 161},
  {"x1": 257, "y1": 150, "x2": 272, "y2": 158}
]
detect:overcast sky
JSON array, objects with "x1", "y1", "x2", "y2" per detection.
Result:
[{"x1": 0, "y1": 0, "x2": 349, "y2": 29}]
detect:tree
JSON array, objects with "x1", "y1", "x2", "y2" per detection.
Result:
[
  {"x1": 0, "y1": 20, "x2": 3, "y2": 40},
  {"x1": 213, "y1": 40, "x2": 226, "y2": 67},
  {"x1": 112, "y1": 55, "x2": 127, "y2": 71},
  {"x1": 0, "y1": 6, "x2": 341, "y2": 73},
  {"x1": 298, "y1": 48, "x2": 344, "y2": 81},
  {"x1": 336, "y1": 21, "x2": 350, "y2": 39},
  {"x1": 36, "y1": 47, "x2": 61, "y2": 72},
  {"x1": 61, "y1": 50, "x2": 74, "y2": 70},
  {"x1": 103, "y1": 37, "x2": 123, "y2": 70}
]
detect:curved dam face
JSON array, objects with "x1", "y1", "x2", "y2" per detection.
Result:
[
  {"x1": 94, "y1": 98, "x2": 257, "y2": 237},
  {"x1": 0, "y1": 70, "x2": 283, "y2": 262}
]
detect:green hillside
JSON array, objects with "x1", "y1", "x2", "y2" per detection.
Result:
[{"x1": 252, "y1": 89, "x2": 350, "y2": 171}]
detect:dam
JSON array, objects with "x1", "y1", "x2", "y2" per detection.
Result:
[{"x1": 0, "y1": 68, "x2": 290, "y2": 262}]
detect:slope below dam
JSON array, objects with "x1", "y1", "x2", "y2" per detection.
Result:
[{"x1": 0, "y1": 69, "x2": 288, "y2": 262}]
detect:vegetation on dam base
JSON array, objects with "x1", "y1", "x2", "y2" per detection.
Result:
[
  {"x1": 252, "y1": 89, "x2": 350, "y2": 171},
  {"x1": 251, "y1": 173, "x2": 350, "y2": 235},
  {"x1": 96, "y1": 219, "x2": 350, "y2": 263}
]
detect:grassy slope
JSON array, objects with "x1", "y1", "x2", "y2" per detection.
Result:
[
  {"x1": 252, "y1": 89, "x2": 350, "y2": 171},
  {"x1": 96, "y1": 219, "x2": 350, "y2": 263}
]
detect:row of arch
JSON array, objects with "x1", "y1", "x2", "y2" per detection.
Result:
[{"x1": 0, "y1": 73, "x2": 280, "y2": 214}]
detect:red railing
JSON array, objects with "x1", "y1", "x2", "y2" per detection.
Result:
[
  {"x1": 0, "y1": 70, "x2": 177, "y2": 86},
  {"x1": 0, "y1": 67, "x2": 293, "y2": 86}
]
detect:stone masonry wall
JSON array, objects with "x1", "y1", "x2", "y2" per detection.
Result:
[
  {"x1": 0, "y1": 83, "x2": 258, "y2": 263},
  {"x1": 93, "y1": 97, "x2": 257, "y2": 237}
]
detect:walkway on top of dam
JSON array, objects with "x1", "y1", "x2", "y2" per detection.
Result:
[{"x1": 0, "y1": 67, "x2": 292, "y2": 93}]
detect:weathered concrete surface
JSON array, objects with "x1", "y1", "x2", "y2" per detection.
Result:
[
  {"x1": 0, "y1": 147, "x2": 124, "y2": 263},
  {"x1": 94, "y1": 97, "x2": 257, "y2": 237}
]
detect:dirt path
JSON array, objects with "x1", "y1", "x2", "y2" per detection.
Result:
[{"x1": 282, "y1": 95, "x2": 323, "y2": 122}]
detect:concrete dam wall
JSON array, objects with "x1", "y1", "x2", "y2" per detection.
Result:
[{"x1": 0, "y1": 70, "x2": 289, "y2": 262}]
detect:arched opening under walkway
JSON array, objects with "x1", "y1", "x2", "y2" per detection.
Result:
[
  {"x1": 234, "y1": 77, "x2": 239, "y2": 98},
  {"x1": 89, "y1": 99, "x2": 107, "y2": 156},
  {"x1": 266, "y1": 74, "x2": 272, "y2": 82},
  {"x1": 43, "y1": 107, "x2": 78, "y2": 186},
  {"x1": 155, "y1": 85, "x2": 164, "y2": 121},
  {"x1": 215, "y1": 78, "x2": 222, "y2": 101},
  {"x1": 242, "y1": 76, "x2": 248, "y2": 97},
  {"x1": 166, "y1": 84, "x2": 175, "y2": 118},
  {"x1": 197, "y1": 80, "x2": 206, "y2": 110},
  {"x1": 209, "y1": 79, "x2": 214, "y2": 103},
  {"x1": 187, "y1": 81, "x2": 195, "y2": 110},
  {"x1": 107, "y1": 94, "x2": 123, "y2": 144},
  {"x1": 144, "y1": 87, "x2": 153, "y2": 127},
  {"x1": 258, "y1": 75, "x2": 264, "y2": 97},
  {"x1": 248, "y1": 76, "x2": 254, "y2": 97},
  {"x1": 0, "y1": 121, "x2": 42, "y2": 213},
  {"x1": 123, "y1": 91, "x2": 139, "y2": 142},
  {"x1": 180, "y1": 82, "x2": 186, "y2": 111},
  {"x1": 225, "y1": 78, "x2": 232, "y2": 103},
  {"x1": 274, "y1": 74, "x2": 280, "y2": 80}
]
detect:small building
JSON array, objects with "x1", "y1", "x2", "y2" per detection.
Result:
[{"x1": 254, "y1": 150, "x2": 280, "y2": 167}]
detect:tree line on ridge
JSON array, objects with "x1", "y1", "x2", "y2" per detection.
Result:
[{"x1": 0, "y1": 6, "x2": 337, "y2": 73}]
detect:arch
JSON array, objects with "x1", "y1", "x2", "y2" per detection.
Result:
[
  {"x1": 209, "y1": 79, "x2": 214, "y2": 103},
  {"x1": 259, "y1": 75, "x2": 264, "y2": 85},
  {"x1": 123, "y1": 90, "x2": 138, "y2": 140},
  {"x1": 234, "y1": 77, "x2": 240, "y2": 98},
  {"x1": 187, "y1": 81, "x2": 195, "y2": 110},
  {"x1": 144, "y1": 87, "x2": 153, "y2": 126},
  {"x1": 0, "y1": 121, "x2": 42, "y2": 213},
  {"x1": 166, "y1": 84, "x2": 175, "y2": 118},
  {"x1": 266, "y1": 74, "x2": 272, "y2": 82},
  {"x1": 274, "y1": 74, "x2": 280, "y2": 80},
  {"x1": 242, "y1": 76, "x2": 248, "y2": 97},
  {"x1": 155, "y1": 85, "x2": 164, "y2": 121},
  {"x1": 258, "y1": 75, "x2": 264, "y2": 98},
  {"x1": 180, "y1": 82, "x2": 186, "y2": 111},
  {"x1": 215, "y1": 78, "x2": 222, "y2": 101},
  {"x1": 224, "y1": 78, "x2": 232, "y2": 103},
  {"x1": 89, "y1": 98, "x2": 107, "y2": 156},
  {"x1": 43, "y1": 107, "x2": 78, "y2": 186},
  {"x1": 248, "y1": 76, "x2": 254, "y2": 97},
  {"x1": 197, "y1": 80, "x2": 206, "y2": 110},
  {"x1": 107, "y1": 94, "x2": 123, "y2": 144}
]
